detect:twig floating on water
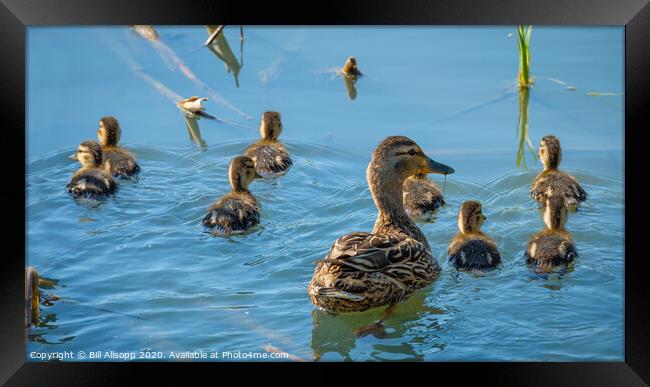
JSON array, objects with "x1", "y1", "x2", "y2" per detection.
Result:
[
  {"x1": 130, "y1": 25, "x2": 159, "y2": 42},
  {"x1": 586, "y1": 92, "x2": 622, "y2": 96},
  {"x1": 204, "y1": 25, "x2": 225, "y2": 46}
]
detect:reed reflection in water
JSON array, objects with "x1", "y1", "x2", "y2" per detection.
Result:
[{"x1": 516, "y1": 87, "x2": 536, "y2": 168}]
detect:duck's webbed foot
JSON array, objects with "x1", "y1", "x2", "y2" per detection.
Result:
[
  {"x1": 355, "y1": 322, "x2": 387, "y2": 338},
  {"x1": 354, "y1": 303, "x2": 396, "y2": 338}
]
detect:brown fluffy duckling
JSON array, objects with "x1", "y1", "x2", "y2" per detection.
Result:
[
  {"x1": 244, "y1": 111, "x2": 293, "y2": 177},
  {"x1": 67, "y1": 141, "x2": 117, "y2": 199},
  {"x1": 308, "y1": 136, "x2": 454, "y2": 335},
  {"x1": 341, "y1": 57, "x2": 362, "y2": 76},
  {"x1": 525, "y1": 195, "x2": 578, "y2": 272},
  {"x1": 448, "y1": 201, "x2": 501, "y2": 271},
  {"x1": 403, "y1": 174, "x2": 445, "y2": 220},
  {"x1": 202, "y1": 156, "x2": 261, "y2": 235},
  {"x1": 97, "y1": 116, "x2": 140, "y2": 178},
  {"x1": 531, "y1": 135, "x2": 587, "y2": 207}
]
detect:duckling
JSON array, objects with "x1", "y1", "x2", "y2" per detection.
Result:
[
  {"x1": 97, "y1": 116, "x2": 140, "y2": 178},
  {"x1": 403, "y1": 174, "x2": 445, "y2": 220},
  {"x1": 202, "y1": 156, "x2": 261, "y2": 235},
  {"x1": 177, "y1": 96, "x2": 217, "y2": 120},
  {"x1": 244, "y1": 111, "x2": 293, "y2": 177},
  {"x1": 308, "y1": 136, "x2": 454, "y2": 334},
  {"x1": 67, "y1": 141, "x2": 117, "y2": 199},
  {"x1": 341, "y1": 57, "x2": 362, "y2": 76},
  {"x1": 341, "y1": 57, "x2": 361, "y2": 100},
  {"x1": 448, "y1": 201, "x2": 501, "y2": 271},
  {"x1": 525, "y1": 195, "x2": 578, "y2": 272},
  {"x1": 531, "y1": 135, "x2": 587, "y2": 207}
]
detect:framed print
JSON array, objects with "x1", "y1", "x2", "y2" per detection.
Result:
[{"x1": 1, "y1": 0, "x2": 649, "y2": 384}]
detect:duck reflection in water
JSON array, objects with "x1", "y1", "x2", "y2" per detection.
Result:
[
  {"x1": 310, "y1": 292, "x2": 444, "y2": 361},
  {"x1": 205, "y1": 25, "x2": 243, "y2": 88}
]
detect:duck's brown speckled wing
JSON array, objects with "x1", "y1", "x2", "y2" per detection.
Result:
[
  {"x1": 318, "y1": 232, "x2": 423, "y2": 272},
  {"x1": 309, "y1": 232, "x2": 438, "y2": 312}
]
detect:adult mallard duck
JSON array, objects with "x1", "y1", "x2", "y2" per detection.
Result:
[
  {"x1": 525, "y1": 195, "x2": 578, "y2": 273},
  {"x1": 308, "y1": 136, "x2": 454, "y2": 334},
  {"x1": 67, "y1": 141, "x2": 117, "y2": 199},
  {"x1": 403, "y1": 174, "x2": 445, "y2": 220},
  {"x1": 202, "y1": 156, "x2": 261, "y2": 235},
  {"x1": 97, "y1": 116, "x2": 140, "y2": 178},
  {"x1": 448, "y1": 200, "x2": 501, "y2": 271},
  {"x1": 531, "y1": 135, "x2": 587, "y2": 207},
  {"x1": 244, "y1": 111, "x2": 292, "y2": 177}
]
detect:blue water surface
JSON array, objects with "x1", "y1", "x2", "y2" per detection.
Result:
[{"x1": 27, "y1": 26, "x2": 623, "y2": 361}]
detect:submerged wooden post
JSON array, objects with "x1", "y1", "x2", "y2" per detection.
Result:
[{"x1": 25, "y1": 266, "x2": 40, "y2": 327}]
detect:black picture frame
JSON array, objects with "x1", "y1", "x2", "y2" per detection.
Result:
[{"x1": 2, "y1": 0, "x2": 648, "y2": 384}]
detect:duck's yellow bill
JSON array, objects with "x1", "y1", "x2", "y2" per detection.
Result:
[{"x1": 425, "y1": 156, "x2": 454, "y2": 175}]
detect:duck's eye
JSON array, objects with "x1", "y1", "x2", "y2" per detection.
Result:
[{"x1": 408, "y1": 149, "x2": 417, "y2": 156}]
